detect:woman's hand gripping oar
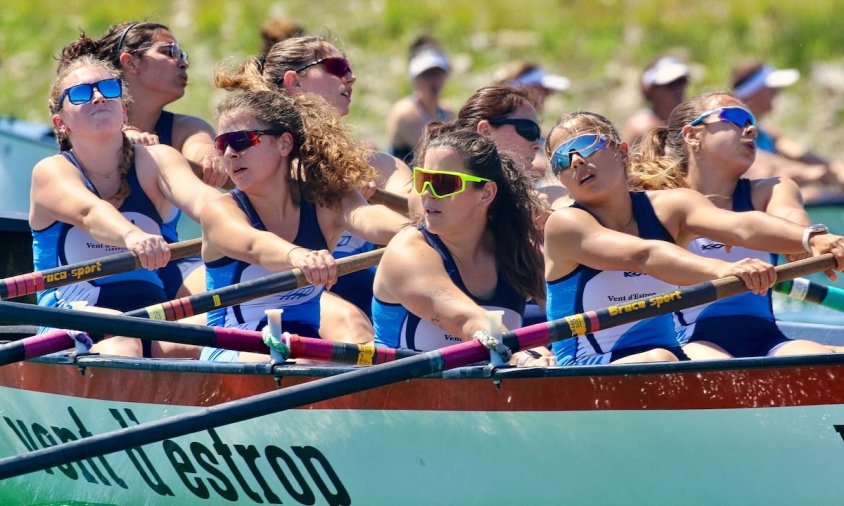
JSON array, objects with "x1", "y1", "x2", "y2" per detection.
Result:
[
  {"x1": 0, "y1": 238, "x2": 201, "y2": 300},
  {"x1": 0, "y1": 254, "x2": 835, "y2": 481}
]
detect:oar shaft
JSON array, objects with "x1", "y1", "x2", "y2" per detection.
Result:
[
  {"x1": 774, "y1": 277, "x2": 844, "y2": 312},
  {"x1": 125, "y1": 248, "x2": 384, "y2": 320},
  {"x1": 0, "y1": 238, "x2": 202, "y2": 300},
  {"x1": 368, "y1": 188, "x2": 409, "y2": 216},
  {"x1": 0, "y1": 254, "x2": 835, "y2": 479}
]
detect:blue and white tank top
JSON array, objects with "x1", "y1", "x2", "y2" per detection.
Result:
[
  {"x1": 546, "y1": 192, "x2": 679, "y2": 365},
  {"x1": 372, "y1": 225, "x2": 525, "y2": 351},
  {"x1": 31, "y1": 151, "x2": 166, "y2": 305},
  {"x1": 205, "y1": 190, "x2": 328, "y2": 331},
  {"x1": 675, "y1": 179, "x2": 777, "y2": 343}
]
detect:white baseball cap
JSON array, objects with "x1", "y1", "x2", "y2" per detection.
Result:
[
  {"x1": 732, "y1": 64, "x2": 800, "y2": 99},
  {"x1": 641, "y1": 57, "x2": 691, "y2": 89},
  {"x1": 513, "y1": 67, "x2": 570, "y2": 92},
  {"x1": 408, "y1": 49, "x2": 450, "y2": 79}
]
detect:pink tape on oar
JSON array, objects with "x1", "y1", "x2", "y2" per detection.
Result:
[{"x1": 23, "y1": 329, "x2": 74, "y2": 359}]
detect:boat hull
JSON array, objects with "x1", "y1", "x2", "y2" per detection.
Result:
[{"x1": 2, "y1": 344, "x2": 844, "y2": 505}]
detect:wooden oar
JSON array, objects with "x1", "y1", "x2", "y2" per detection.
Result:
[
  {"x1": 124, "y1": 247, "x2": 384, "y2": 320},
  {"x1": 0, "y1": 248, "x2": 386, "y2": 365},
  {"x1": 0, "y1": 253, "x2": 834, "y2": 480},
  {"x1": 0, "y1": 238, "x2": 201, "y2": 300},
  {"x1": 774, "y1": 277, "x2": 844, "y2": 312},
  {"x1": 368, "y1": 188, "x2": 409, "y2": 216}
]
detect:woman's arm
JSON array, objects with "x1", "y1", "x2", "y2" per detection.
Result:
[
  {"x1": 144, "y1": 144, "x2": 221, "y2": 223},
  {"x1": 201, "y1": 195, "x2": 336, "y2": 287},
  {"x1": 374, "y1": 228, "x2": 494, "y2": 340},
  {"x1": 544, "y1": 206, "x2": 775, "y2": 292},
  {"x1": 173, "y1": 114, "x2": 230, "y2": 188},
  {"x1": 339, "y1": 190, "x2": 409, "y2": 246},
  {"x1": 30, "y1": 157, "x2": 169, "y2": 269}
]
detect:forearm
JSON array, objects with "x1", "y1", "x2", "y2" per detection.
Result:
[{"x1": 80, "y1": 202, "x2": 144, "y2": 248}]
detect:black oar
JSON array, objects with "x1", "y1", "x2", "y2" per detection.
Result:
[
  {"x1": 0, "y1": 238, "x2": 201, "y2": 300},
  {"x1": 774, "y1": 277, "x2": 844, "y2": 312},
  {"x1": 0, "y1": 249, "x2": 385, "y2": 365},
  {"x1": 0, "y1": 253, "x2": 834, "y2": 480},
  {"x1": 368, "y1": 188, "x2": 409, "y2": 216}
]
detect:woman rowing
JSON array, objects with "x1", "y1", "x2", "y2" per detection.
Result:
[
  {"x1": 32, "y1": 42, "x2": 219, "y2": 358},
  {"x1": 92, "y1": 21, "x2": 228, "y2": 300},
  {"x1": 372, "y1": 125, "x2": 547, "y2": 364},
  {"x1": 216, "y1": 35, "x2": 412, "y2": 343},
  {"x1": 199, "y1": 89, "x2": 406, "y2": 362},
  {"x1": 543, "y1": 111, "x2": 844, "y2": 365},
  {"x1": 630, "y1": 91, "x2": 842, "y2": 358}
]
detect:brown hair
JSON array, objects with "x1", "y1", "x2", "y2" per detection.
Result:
[
  {"x1": 416, "y1": 123, "x2": 545, "y2": 300},
  {"x1": 90, "y1": 21, "x2": 171, "y2": 73},
  {"x1": 629, "y1": 91, "x2": 729, "y2": 190},
  {"x1": 215, "y1": 36, "x2": 336, "y2": 93},
  {"x1": 544, "y1": 111, "x2": 621, "y2": 174},
  {"x1": 49, "y1": 49, "x2": 134, "y2": 202},
  {"x1": 260, "y1": 18, "x2": 307, "y2": 55},
  {"x1": 454, "y1": 86, "x2": 533, "y2": 128},
  {"x1": 216, "y1": 89, "x2": 374, "y2": 207}
]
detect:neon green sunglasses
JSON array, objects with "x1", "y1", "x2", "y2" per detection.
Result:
[{"x1": 412, "y1": 167, "x2": 491, "y2": 199}]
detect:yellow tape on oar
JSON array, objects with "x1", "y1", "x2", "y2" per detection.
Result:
[{"x1": 357, "y1": 343, "x2": 375, "y2": 365}]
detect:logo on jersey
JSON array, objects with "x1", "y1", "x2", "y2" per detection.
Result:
[
  {"x1": 701, "y1": 243, "x2": 726, "y2": 251},
  {"x1": 623, "y1": 271, "x2": 644, "y2": 278}
]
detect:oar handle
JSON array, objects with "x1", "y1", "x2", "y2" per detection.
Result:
[
  {"x1": 126, "y1": 248, "x2": 385, "y2": 320},
  {"x1": 775, "y1": 277, "x2": 844, "y2": 312},
  {"x1": 368, "y1": 188, "x2": 409, "y2": 216},
  {"x1": 0, "y1": 238, "x2": 202, "y2": 300}
]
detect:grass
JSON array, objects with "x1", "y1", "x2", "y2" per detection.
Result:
[{"x1": 2, "y1": 0, "x2": 844, "y2": 154}]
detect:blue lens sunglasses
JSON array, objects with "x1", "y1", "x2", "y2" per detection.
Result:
[
  {"x1": 689, "y1": 107, "x2": 756, "y2": 129},
  {"x1": 56, "y1": 78, "x2": 122, "y2": 111},
  {"x1": 550, "y1": 134, "x2": 610, "y2": 173}
]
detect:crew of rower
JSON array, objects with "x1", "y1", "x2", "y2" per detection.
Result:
[{"x1": 30, "y1": 21, "x2": 844, "y2": 367}]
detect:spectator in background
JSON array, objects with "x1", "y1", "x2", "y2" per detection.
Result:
[
  {"x1": 259, "y1": 17, "x2": 306, "y2": 55},
  {"x1": 731, "y1": 60, "x2": 844, "y2": 201},
  {"x1": 387, "y1": 35, "x2": 454, "y2": 165},
  {"x1": 622, "y1": 55, "x2": 691, "y2": 147},
  {"x1": 494, "y1": 61, "x2": 570, "y2": 114}
]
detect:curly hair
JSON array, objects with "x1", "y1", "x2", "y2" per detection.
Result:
[
  {"x1": 417, "y1": 123, "x2": 545, "y2": 300},
  {"x1": 629, "y1": 91, "x2": 731, "y2": 190},
  {"x1": 215, "y1": 35, "x2": 336, "y2": 93},
  {"x1": 49, "y1": 52, "x2": 134, "y2": 202},
  {"x1": 216, "y1": 89, "x2": 374, "y2": 207}
]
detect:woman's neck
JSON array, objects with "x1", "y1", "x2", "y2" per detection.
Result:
[
  {"x1": 437, "y1": 224, "x2": 492, "y2": 266},
  {"x1": 686, "y1": 162, "x2": 738, "y2": 208},
  {"x1": 583, "y1": 188, "x2": 636, "y2": 232},
  {"x1": 70, "y1": 136, "x2": 124, "y2": 177},
  {"x1": 125, "y1": 84, "x2": 171, "y2": 132}
]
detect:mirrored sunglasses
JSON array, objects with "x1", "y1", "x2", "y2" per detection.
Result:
[
  {"x1": 412, "y1": 167, "x2": 491, "y2": 199},
  {"x1": 295, "y1": 57, "x2": 352, "y2": 79},
  {"x1": 56, "y1": 78, "x2": 122, "y2": 111},
  {"x1": 550, "y1": 134, "x2": 610, "y2": 173},
  {"x1": 487, "y1": 117, "x2": 542, "y2": 142},
  {"x1": 689, "y1": 107, "x2": 756, "y2": 129},
  {"x1": 214, "y1": 129, "x2": 285, "y2": 154},
  {"x1": 157, "y1": 43, "x2": 189, "y2": 64}
]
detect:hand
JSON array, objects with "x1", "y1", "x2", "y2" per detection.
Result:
[
  {"x1": 717, "y1": 258, "x2": 776, "y2": 295},
  {"x1": 124, "y1": 231, "x2": 171, "y2": 270},
  {"x1": 360, "y1": 181, "x2": 378, "y2": 200},
  {"x1": 199, "y1": 151, "x2": 230, "y2": 188},
  {"x1": 288, "y1": 248, "x2": 338, "y2": 289},
  {"x1": 511, "y1": 350, "x2": 556, "y2": 367},
  {"x1": 123, "y1": 128, "x2": 160, "y2": 146},
  {"x1": 808, "y1": 233, "x2": 844, "y2": 281}
]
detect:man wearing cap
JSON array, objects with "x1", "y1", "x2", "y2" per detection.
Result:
[
  {"x1": 387, "y1": 36, "x2": 454, "y2": 165},
  {"x1": 733, "y1": 60, "x2": 843, "y2": 200},
  {"x1": 622, "y1": 56, "x2": 691, "y2": 146}
]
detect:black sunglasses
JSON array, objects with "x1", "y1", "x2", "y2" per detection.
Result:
[
  {"x1": 487, "y1": 117, "x2": 542, "y2": 142},
  {"x1": 214, "y1": 129, "x2": 286, "y2": 153},
  {"x1": 294, "y1": 57, "x2": 352, "y2": 78}
]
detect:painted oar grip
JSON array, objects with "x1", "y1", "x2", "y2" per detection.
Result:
[
  {"x1": 775, "y1": 277, "x2": 844, "y2": 312},
  {"x1": 0, "y1": 238, "x2": 202, "y2": 300},
  {"x1": 126, "y1": 248, "x2": 385, "y2": 320},
  {"x1": 368, "y1": 188, "x2": 409, "y2": 216}
]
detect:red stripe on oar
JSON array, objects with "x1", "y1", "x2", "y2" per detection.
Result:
[
  {"x1": 586, "y1": 310, "x2": 601, "y2": 332},
  {"x1": 374, "y1": 347, "x2": 397, "y2": 364},
  {"x1": 24, "y1": 330, "x2": 73, "y2": 359},
  {"x1": 212, "y1": 327, "x2": 267, "y2": 353}
]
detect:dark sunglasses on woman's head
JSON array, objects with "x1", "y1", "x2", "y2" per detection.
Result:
[
  {"x1": 487, "y1": 117, "x2": 542, "y2": 142},
  {"x1": 214, "y1": 129, "x2": 286, "y2": 154},
  {"x1": 56, "y1": 78, "x2": 122, "y2": 111},
  {"x1": 295, "y1": 57, "x2": 352, "y2": 78},
  {"x1": 550, "y1": 134, "x2": 610, "y2": 173},
  {"x1": 689, "y1": 107, "x2": 756, "y2": 129}
]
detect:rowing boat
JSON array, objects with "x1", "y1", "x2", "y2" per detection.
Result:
[{"x1": 0, "y1": 320, "x2": 842, "y2": 505}]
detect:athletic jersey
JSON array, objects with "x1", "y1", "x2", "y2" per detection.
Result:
[
  {"x1": 675, "y1": 179, "x2": 780, "y2": 350},
  {"x1": 330, "y1": 232, "x2": 377, "y2": 317},
  {"x1": 204, "y1": 189, "x2": 327, "y2": 334},
  {"x1": 546, "y1": 192, "x2": 679, "y2": 365},
  {"x1": 32, "y1": 151, "x2": 167, "y2": 312},
  {"x1": 372, "y1": 225, "x2": 525, "y2": 351}
]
